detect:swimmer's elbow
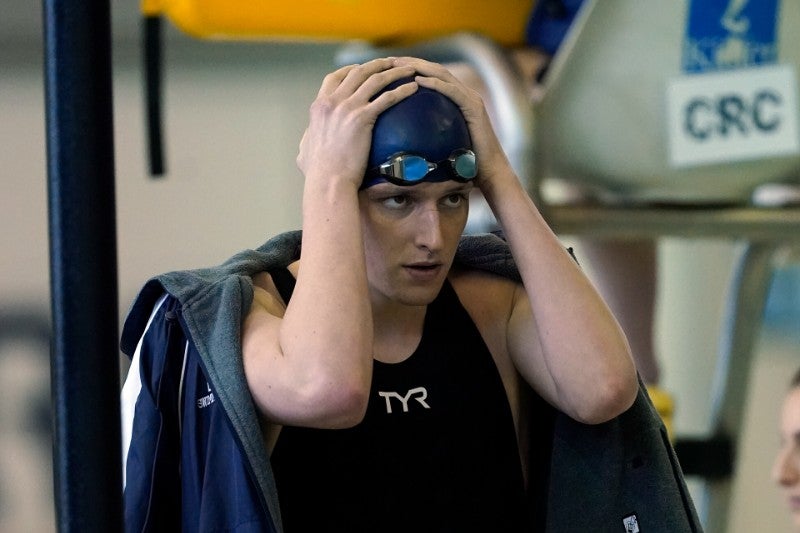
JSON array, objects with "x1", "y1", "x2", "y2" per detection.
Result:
[
  {"x1": 317, "y1": 380, "x2": 370, "y2": 429},
  {"x1": 574, "y1": 370, "x2": 638, "y2": 425},
  {"x1": 296, "y1": 369, "x2": 371, "y2": 429}
]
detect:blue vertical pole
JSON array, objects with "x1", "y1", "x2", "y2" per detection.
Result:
[{"x1": 42, "y1": 0, "x2": 122, "y2": 531}]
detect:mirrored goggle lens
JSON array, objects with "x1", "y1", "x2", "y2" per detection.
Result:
[
  {"x1": 384, "y1": 155, "x2": 434, "y2": 182},
  {"x1": 451, "y1": 150, "x2": 477, "y2": 180}
]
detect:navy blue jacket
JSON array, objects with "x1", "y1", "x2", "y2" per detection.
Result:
[
  {"x1": 120, "y1": 230, "x2": 702, "y2": 532},
  {"x1": 122, "y1": 294, "x2": 277, "y2": 532}
]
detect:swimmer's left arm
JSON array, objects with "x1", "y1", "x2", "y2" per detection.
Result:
[{"x1": 400, "y1": 56, "x2": 638, "y2": 424}]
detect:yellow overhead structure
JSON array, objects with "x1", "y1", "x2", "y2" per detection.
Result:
[
  {"x1": 139, "y1": 0, "x2": 537, "y2": 176},
  {"x1": 140, "y1": 0, "x2": 536, "y2": 46}
]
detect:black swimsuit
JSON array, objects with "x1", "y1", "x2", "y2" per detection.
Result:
[{"x1": 269, "y1": 271, "x2": 529, "y2": 532}]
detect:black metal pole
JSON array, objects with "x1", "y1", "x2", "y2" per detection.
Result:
[
  {"x1": 144, "y1": 15, "x2": 166, "y2": 176},
  {"x1": 42, "y1": 0, "x2": 122, "y2": 531}
]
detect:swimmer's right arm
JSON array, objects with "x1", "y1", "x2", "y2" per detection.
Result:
[{"x1": 241, "y1": 58, "x2": 417, "y2": 429}]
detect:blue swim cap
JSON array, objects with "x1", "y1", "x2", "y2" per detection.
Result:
[{"x1": 363, "y1": 77, "x2": 473, "y2": 188}]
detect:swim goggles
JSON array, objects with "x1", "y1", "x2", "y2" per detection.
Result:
[{"x1": 365, "y1": 149, "x2": 477, "y2": 187}]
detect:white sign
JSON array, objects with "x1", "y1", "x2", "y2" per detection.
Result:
[{"x1": 666, "y1": 64, "x2": 800, "y2": 167}]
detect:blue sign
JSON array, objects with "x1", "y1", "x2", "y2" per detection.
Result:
[{"x1": 683, "y1": 0, "x2": 781, "y2": 73}]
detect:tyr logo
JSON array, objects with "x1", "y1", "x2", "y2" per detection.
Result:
[{"x1": 378, "y1": 387, "x2": 431, "y2": 414}]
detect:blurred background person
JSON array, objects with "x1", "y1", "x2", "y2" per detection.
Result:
[{"x1": 774, "y1": 366, "x2": 800, "y2": 530}]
